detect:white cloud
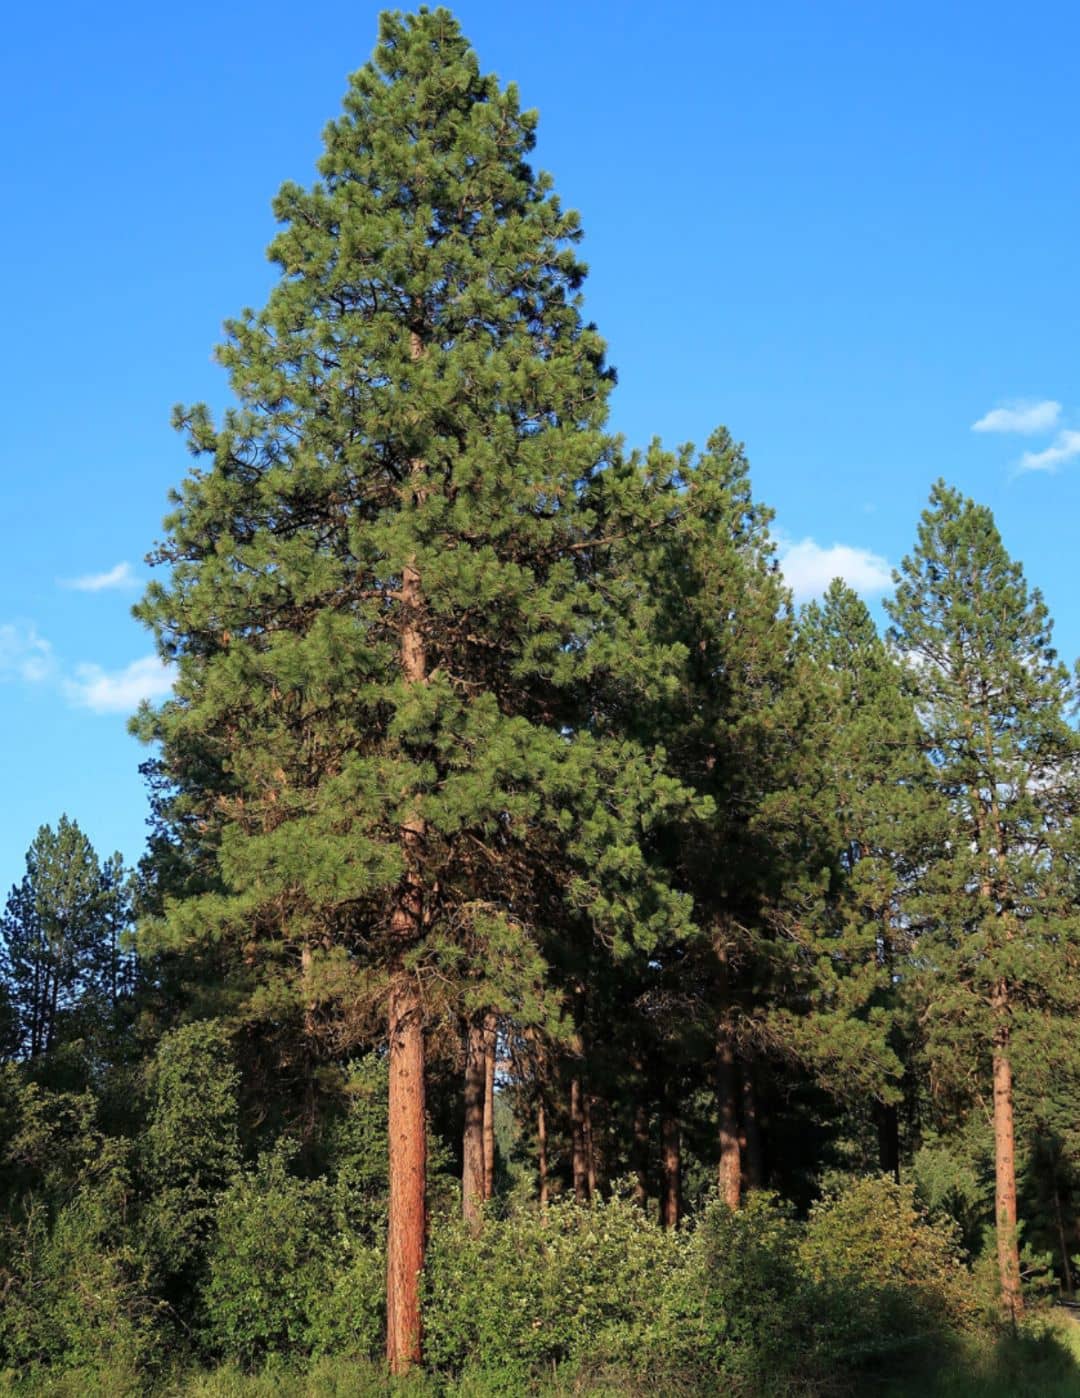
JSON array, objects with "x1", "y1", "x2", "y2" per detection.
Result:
[
  {"x1": 1018, "y1": 430, "x2": 1080, "y2": 474},
  {"x1": 971, "y1": 400, "x2": 1061, "y2": 435},
  {"x1": 61, "y1": 561, "x2": 140, "y2": 592},
  {"x1": 64, "y1": 655, "x2": 176, "y2": 715},
  {"x1": 0, "y1": 622, "x2": 56, "y2": 684},
  {"x1": 778, "y1": 538, "x2": 892, "y2": 603}
]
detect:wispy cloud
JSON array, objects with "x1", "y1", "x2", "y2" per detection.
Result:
[
  {"x1": 0, "y1": 622, "x2": 56, "y2": 684},
  {"x1": 61, "y1": 561, "x2": 140, "y2": 592},
  {"x1": 778, "y1": 538, "x2": 892, "y2": 604},
  {"x1": 1018, "y1": 430, "x2": 1080, "y2": 474},
  {"x1": 1, "y1": 618, "x2": 173, "y2": 714},
  {"x1": 64, "y1": 655, "x2": 175, "y2": 715},
  {"x1": 972, "y1": 400, "x2": 1061, "y2": 435}
]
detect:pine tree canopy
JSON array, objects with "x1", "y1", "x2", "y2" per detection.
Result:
[{"x1": 134, "y1": 6, "x2": 698, "y2": 1046}]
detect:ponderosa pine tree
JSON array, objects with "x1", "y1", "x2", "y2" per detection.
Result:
[
  {"x1": 134, "y1": 8, "x2": 696, "y2": 1370},
  {"x1": 589, "y1": 431, "x2": 800, "y2": 1209},
  {"x1": 794, "y1": 580, "x2": 925, "y2": 1177},
  {"x1": 887, "y1": 481, "x2": 1080, "y2": 1320}
]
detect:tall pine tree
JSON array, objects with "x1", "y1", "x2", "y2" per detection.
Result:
[
  {"x1": 135, "y1": 8, "x2": 695, "y2": 1369},
  {"x1": 887, "y1": 481, "x2": 1080, "y2": 1318}
]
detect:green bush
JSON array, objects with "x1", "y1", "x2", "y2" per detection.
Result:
[
  {"x1": 423, "y1": 1191, "x2": 687, "y2": 1376},
  {"x1": 0, "y1": 1158, "x2": 162, "y2": 1382},
  {"x1": 200, "y1": 1148, "x2": 382, "y2": 1366}
]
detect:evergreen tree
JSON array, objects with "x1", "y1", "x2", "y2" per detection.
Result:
[
  {"x1": 886, "y1": 480, "x2": 1080, "y2": 1318},
  {"x1": 590, "y1": 430, "x2": 802, "y2": 1209},
  {"x1": 0, "y1": 817, "x2": 129, "y2": 1058},
  {"x1": 135, "y1": 8, "x2": 695, "y2": 1369},
  {"x1": 793, "y1": 580, "x2": 924, "y2": 1176}
]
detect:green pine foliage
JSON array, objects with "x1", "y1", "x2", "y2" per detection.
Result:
[
  {"x1": 4, "y1": 8, "x2": 1080, "y2": 1395},
  {"x1": 132, "y1": 3, "x2": 698, "y2": 1088}
]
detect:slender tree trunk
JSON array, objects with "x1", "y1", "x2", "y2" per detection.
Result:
[
  {"x1": 583, "y1": 1089, "x2": 598, "y2": 1198},
  {"x1": 482, "y1": 1012, "x2": 497, "y2": 1200},
  {"x1": 660, "y1": 1108, "x2": 681, "y2": 1230},
  {"x1": 716, "y1": 1029, "x2": 741, "y2": 1210},
  {"x1": 633, "y1": 1100, "x2": 650, "y2": 1208},
  {"x1": 992, "y1": 983, "x2": 1023, "y2": 1322},
  {"x1": 740, "y1": 1060, "x2": 764, "y2": 1190},
  {"x1": 1052, "y1": 1172, "x2": 1074, "y2": 1297},
  {"x1": 462, "y1": 1018, "x2": 486, "y2": 1227},
  {"x1": 570, "y1": 1075, "x2": 589, "y2": 1203},
  {"x1": 537, "y1": 1096, "x2": 549, "y2": 1207},
  {"x1": 386, "y1": 341, "x2": 429, "y2": 1376}
]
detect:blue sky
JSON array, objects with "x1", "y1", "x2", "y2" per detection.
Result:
[{"x1": 2, "y1": 0, "x2": 1079, "y2": 894}]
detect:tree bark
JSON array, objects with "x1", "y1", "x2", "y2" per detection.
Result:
[
  {"x1": 462, "y1": 1018, "x2": 486, "y2": 1227},
  {"x1": 482, "y1": 1012, "x2": 497, "y2": 1200},
  {"x1": 537, "y1": 1096, "x2": 549, "y2": 1207},
  {"x1": 740, "y1": 1060, "x2": 764, "y2": 1190},
  {"x1": 386, "y1": 977, "x2": 426, "y2": 1373},
  {"x1": 716, "y1": 1030, "x2": 741, "y2": 1210},
  {"x1": 660, "y1": 1109, "x2": 681, "y2": 1230},
  {"x1": 992, "y1": 983, "x2": 1023, "y2": 1322},
  {"x1": 633, "y1": 1100, "x2": 650, "y2": 1208},
  {"x1": 583, "y1": 1088, "x2": 598, "y2": 1198},
  {"x1": 570, "y1": 1075, "x2": 589, "y2": 1203},
  {"x1": 386, "y1": 333, "x2": 429, "y2": 1376}
]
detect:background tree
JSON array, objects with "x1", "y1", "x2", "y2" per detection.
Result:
[
  {"x1": 0, "y1": 817, "x2": 131, "y2": 1059},
  {"x1": 886, "y1": 480, "x2": 1080, "y2": 1319},
  {"x1": 791, "y1": 579, "x2": 925, "y2": 1179}
]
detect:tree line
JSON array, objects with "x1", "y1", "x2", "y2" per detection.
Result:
[{"x1": 2, "y1": 7, "x2": 1079, "y2": 1389}]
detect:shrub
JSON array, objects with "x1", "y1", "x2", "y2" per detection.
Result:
[{"x1": 200, "y1": 1148, "x2": 382, "y2": 1367}]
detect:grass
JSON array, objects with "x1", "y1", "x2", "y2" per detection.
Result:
[{"x1": 5, "y1": 1321, "x2": 1080, "y2": 1398}]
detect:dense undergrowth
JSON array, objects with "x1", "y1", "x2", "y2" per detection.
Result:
[
  {"x1": 3, "y1": 1137, "x2": 1076, "y2": 1396},
  {"x1": 3, "y1": 1033, "x2": 1079, "y2": 1396}
]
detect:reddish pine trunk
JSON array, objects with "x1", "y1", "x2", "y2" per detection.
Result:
[
  {"x1": 583, "y1": 1089, "x2": 598, "y2": 1198},
  {"x1": 633, "y1": 1100, "x2": 650, "y2": 1208},
  {"x1": 386, "y1": 978, "x2": 426, "y2": 1372},
  {"x1": 570, "y1": 1076, "x2": 589, "y2": 1203},
  {"x1": 462, "y1": 1019, "x2": 486, "y2": 1227},
  {"x1": 386, "y1": 358, "x2": 429, "y2": 1376},
  {"x1": 992, "y1": 984, "x2": 1023, "y2": 1321},
  {"x1": 537, "y1": 1097, "x2": 549, "y2": 1207},
  {"x1": 716, "y1": 1030, "x2": 741, "y2": 1209},
  {"x1": 482, "y1": 1013, "x2": 497, "y2": 1199},
  {"x1": 660, "y1": 1109, "x2": 681, "y2": 1230},
  {"x1": 740, "y1": 1061, "x2": 764, "y2": 1190}
]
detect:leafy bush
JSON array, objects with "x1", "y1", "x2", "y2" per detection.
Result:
[
  {"x1": 424, "y1": 1191, "x2": 687, "y2": 1376},
  {"x1": 200, "y1": 1148, "x2": 382, "y2": 1366},
  {"x1": 141, "y1": 1020, "x2": 242, "y2": 1279},
  {"x1": 0, "y1": 1155, "x2": 162, "y2": 1381}
]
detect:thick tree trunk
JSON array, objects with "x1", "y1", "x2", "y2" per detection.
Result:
[
  {"x1": 660, "y1": 1109, "x2": 681, "y2": 1230},
  {"x1": 633, "y1": 1100, "x2": 650, "y2": 1208},
  {"x1": 992, "y1": 984, "x2": 1023, "y2": 1322},
  {"x1": 462, "y1": 1018, "x2": 486, "y2": 1227},
  {"x1": 386, "y1": 354, "x2": 429, "y2": 1375},
  {"x1": 740, "y1": 1060, "x2": 764, "y2": 1190},
  {"x1": 570, "y1": 1075, "x2": 589, "y2": 1203},
  {"x1": 716, "y1": 1030, "x2": 741, "y2": 1209},
  {"x1": 482, "y1": 1012, "x2": 497, "y2": 1200},
  {"x1": 537, "y1": 1097, "x2": 549, "y2": 1207},
  {"x1": 386, "y1": 977, "x2": 426, "y2": 1373}
]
